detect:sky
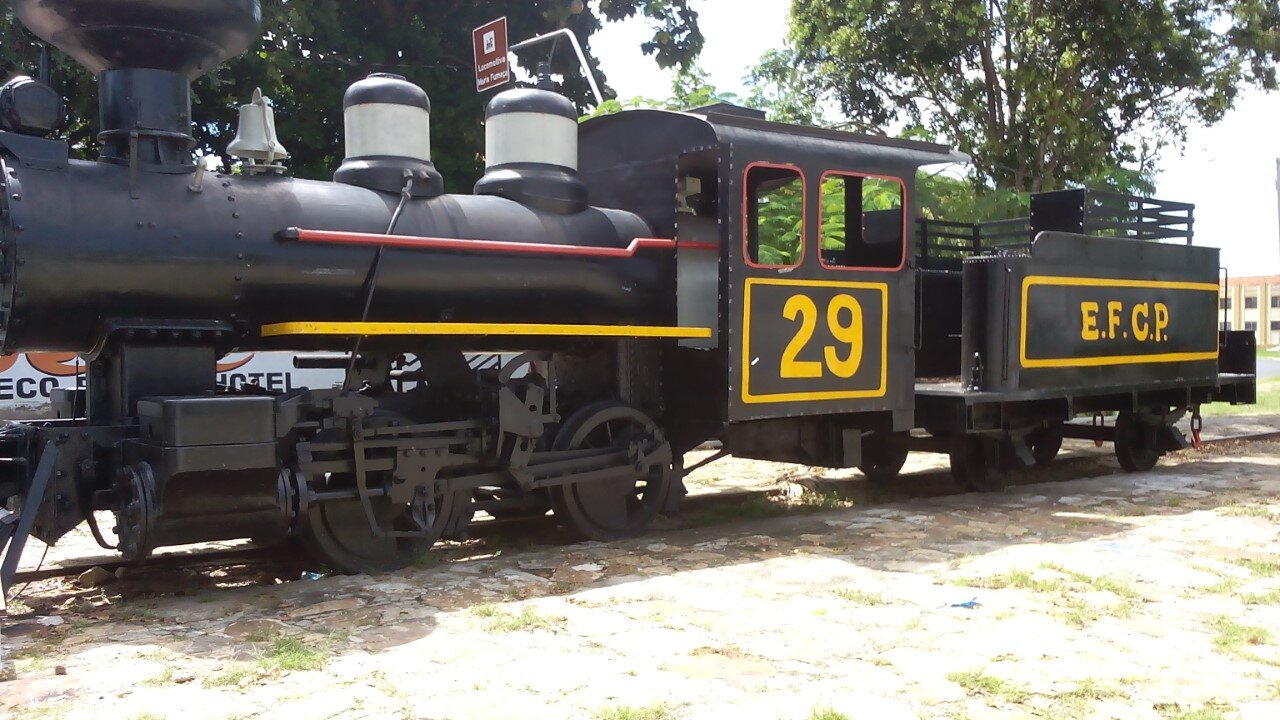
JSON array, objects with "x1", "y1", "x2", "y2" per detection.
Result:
[{"x1": 590, "y1": 0, "x2": 1280, "y2": 277}]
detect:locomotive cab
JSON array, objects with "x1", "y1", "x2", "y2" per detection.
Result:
[{"x1": 580, "y1": 105, "x2": 966, "y2": 468}]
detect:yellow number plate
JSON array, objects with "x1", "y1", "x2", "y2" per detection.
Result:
[{"x1": 741, "y1": 278, "x2": 888, "y2": 403}]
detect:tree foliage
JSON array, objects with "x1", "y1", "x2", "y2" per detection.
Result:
[
  {"x1": 778, "y1": 0, "x2": 1280, "y2": 193},
  {"x1": 0, "y1": 1, "x2": 702, "y2": 189}
]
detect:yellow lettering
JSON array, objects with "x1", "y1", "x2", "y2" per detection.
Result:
[
  {"x1": 1131, "y1": 303, "x2": 1150, "y2": 342},
  {"x1": 1080, "y1": 302, "x2": 1100, "y2": 341},
  {"x1": 824, "y1": 294, "x2": 864, "y2": 378},
  {"x1": 1107, "y1": 301, "x2": 1123, "y2": 339},
  {"x1": 781, "y1": 294, "x2": 823, "y2": 378},
  {"x1": 1154, "y1": 303, "x2": 1169, "y2": 341}
]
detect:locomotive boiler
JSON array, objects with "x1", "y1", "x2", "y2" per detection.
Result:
[{"x1": 0, "y1": 0, "x2": 689, "y2": 579}]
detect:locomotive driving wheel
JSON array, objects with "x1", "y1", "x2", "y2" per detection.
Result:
[
  {"x1": 302, "y1": 479, "x2": 463, "y2": 574},
  {"x1": 549, "y1": 402, "x2": 672, "y2": 541}
]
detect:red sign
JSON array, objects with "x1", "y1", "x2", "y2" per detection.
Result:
[{"x1": 473, "y1": 17, "x2": 510, "y2": 93}]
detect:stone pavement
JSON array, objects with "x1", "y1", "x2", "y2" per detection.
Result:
[{"x1": 3, "y1": 434, "x2": 1280, "y2": 719}]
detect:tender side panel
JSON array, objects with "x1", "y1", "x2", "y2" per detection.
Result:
[{"x1": 963, "y1": 232, "x2": 1222, "y2": 395}]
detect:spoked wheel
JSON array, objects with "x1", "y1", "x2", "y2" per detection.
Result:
[
  {"x1": 302, "y1": 488, "x2": 463, "y2": 574},
  {"x1": 949, "y1": 435, "x2": 1008, "y2": 493},
  {"x1": 858, "y1": 433, "x2": 910, "y2": 484},
  {"x1": 1114, "y1": 411, "x2": 1162, "y2": 472},
  {"x1": 1027, "y1": 423, "x2": 1065, "y2": 466},
  {"x1": 549, "y1": 402, "x2": 672, "y2": 541}
]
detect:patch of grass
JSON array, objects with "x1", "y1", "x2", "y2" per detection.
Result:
[
  {"x1": 686, "y1": 495, "x2": 788, "y2": 526},
  {"x1": 947, "y1": 669, "x2": 1029, "y2": 703},
  {"x1": 1221, "y1": 504, "x2": 1280, "y2": 521},
  {"x1": 1042, "y1": 563, "x2": 1141, "y2": 599},
  {"x1": 472, "y1": 604, "x2": 564, "y2": 633},
  {"x1": 259, "y1": 635, "x2": 328, "y2": 672},
  {"x1": 1199, "y1": 577, "x2": 1242, "y2": 595},
  {"x1": 14, "y1": 703, "x2": 69, "y2": 720},
  {"x1": 1200, "y1": 377, "x2": 1280, "y2": 416},
  {"x1": 969, "y1": 568, "x2": 1065, "y2": 593},
  {"x1": 832, "y1": 587, "x2": 887, "y2": 605},
  {"x1": 593, "y1": 702, "x2": 677, "y2": 720},
  {"x1": 142, "y1": 665, "x2": 175, "y2": 687},
  {"x1": 1164, "y1": 707, "x2": 1234, "y2": 720},
  {"x1": 203, "y1": 664, "x2": 255, "y2": 688},
  {"x1": 791, "y1": 488, "x2": 854, "y2": 511},
  {"x1": 1239, "y1": 588, "x2": 1280, "y2": 605},
  {"x1": 808, "y1": 709, "x2": 851, "y2": 720},
  {"x1": 1234, "y1": 557, "x2": 1280, "y2": 577},
  {"x1": 1044, "y1": 678, "x2": 1130, "y2": 720},
  {"x1": 1210, "y1": 616, "x2": 1273, "y2": 659}
]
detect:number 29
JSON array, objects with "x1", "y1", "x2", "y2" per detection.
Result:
[{"x1": 780, "y1": 293, "x2": 864, "y2": 379}]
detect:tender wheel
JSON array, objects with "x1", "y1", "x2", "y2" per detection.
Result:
[
  {"x1": 1114, "y1": 412, "x2": 1161, "y2": 472},
  {"x1": 549, "y1": 402, "x2": 672, "y2": 542},
  {"x1": 949, "y1": 435, "x2": 1008, "y2": 492},
  {"x1": 302, "y1": 487, "x2": 462, "y2": 574},
  {"x1": 858, "y1": 433, "x2": 909, "y2": 484},
  {"x1": 1027, "y1": 423, "x2": 1065, "y2": 466}
]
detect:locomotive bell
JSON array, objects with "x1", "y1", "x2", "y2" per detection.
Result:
[
  {"x1": 474, "y1": 82, "x2": 588, "y2": 214},
  {"x1": 227, "y1": 88, "x2": 289, "y2": 171},
  {"x1": 334, "y1": 73, "x2": 444, "y2": 198}
]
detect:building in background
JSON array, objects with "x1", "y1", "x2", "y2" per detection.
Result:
[{"x1": 1220, "y1": 275, "x2": 1280, "y2": 347}]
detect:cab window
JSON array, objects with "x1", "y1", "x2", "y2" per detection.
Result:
[
  {"x1": 745, "y1": 164, "x2": 805, "y2": 267},
  {"x1": 820, "y1": 173, "x2": 905, "y2": 269}
]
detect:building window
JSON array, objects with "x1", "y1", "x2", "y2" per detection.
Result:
[
  {"x1": 1245, "y1": 321, "x2": 1257, "y2": 331},
  {"x1": 1245, "y1": 296, "x2": 1258, "y2": 309},
  {"x1": 818, "y1": 172, "x2": 905, "y2": 269},
  {"x1": 1220, "y1": 298, "x2": 1231, "y2": 310},
  {"x1": 1271, "y1": 295, "x2": 1279, "y2": 309},
  {"x1": 1270, "y1": 321, "x2": 1280, "y2": 331},
  {"x1": 745, "y1": 164, "x2": 805, "y2": 267},
  {"x1": 1221, "y1": 322, "x2": 1232, "y2": 331}
]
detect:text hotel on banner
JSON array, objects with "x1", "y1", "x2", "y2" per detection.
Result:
[{"x1": 473, "y1": 17, "x2": 511, "y2": 92}]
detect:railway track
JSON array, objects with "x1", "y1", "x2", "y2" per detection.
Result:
[{"x1": 11, "y1": 429, "x2": 1277, "y2": 588}]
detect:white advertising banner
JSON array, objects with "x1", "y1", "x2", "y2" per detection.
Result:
[{"x1": 0, "y1": 352, "x2": 343, "y2": 415}]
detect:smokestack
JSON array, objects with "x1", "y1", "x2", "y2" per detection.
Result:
[{"x1": 14, "y1": 0, "x2": 262, "y2": 170}]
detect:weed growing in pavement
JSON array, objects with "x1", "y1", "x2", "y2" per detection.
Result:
[
  {"x1": 1163, "y1": 706, "x2": 1235, "y2": 720},
  {"x1": 12, "y1": 701, "x2": 69, "y2": 720},
  {"x1": 260, "y1": 635, "x2": 328, "y2": 671},
  {"x1": 141, "y1": 664, "x2": 175, "y2": 687},
  {"x1": 1239, "y1": 588, "x2": 1280, "y2": 605},
  {"x1": 947, "y1": 669, "x2": 1030, "y2": 703},
  {"x1": 1043, "y1": 677, "x2": 1130, "y2": 719},
  {"x1": 965, "y1": 564, "x2": 1140, "y2": 627},
  {"x1": 204, "y1": 663, "x2": 255, "y2": 688},
  {"x1": 472, "y1": 604, "x2": 565, "y2": 633},
  {"x1": 1221, "y1": 504, "x2": 1280, "y2": 522},
  {"x1": 593, "y1": 702, "x2": 678, "y2": 720},
  {"x1": 1234, "y1": 557, "x2": 1280, "y2": 577},
  {"x1": 808, "y1": 708, "x2": 852, "y2": 720},
  {"x1": 832, "y1": 587, "x2": 887, "y2": 605},
  {"x1": 1209, "y1": 616, "x2": 1274, "y2": 664}
]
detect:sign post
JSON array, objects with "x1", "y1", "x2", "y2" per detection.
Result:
[{"x1": 472, "y1": 17, "x2": 510, "y2": 93}]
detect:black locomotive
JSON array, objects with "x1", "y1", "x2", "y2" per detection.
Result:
[{"x1": 0, "y1": 0, "x2": 1256, "y2": 584}]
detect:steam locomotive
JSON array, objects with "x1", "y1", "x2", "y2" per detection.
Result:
[{"x1": 0, "y1": 0, "x2": 1256, "y2": 584}]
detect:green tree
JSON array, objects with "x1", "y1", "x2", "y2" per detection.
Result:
[
  {"x1": 0, "y1": 1, "x2": 702, "y2": 189},
  {"x1": 777, "y1": 0, "x2": 1280, "y2": 193}
]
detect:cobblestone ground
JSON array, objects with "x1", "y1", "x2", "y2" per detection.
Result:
[{"x1": 3, "y1": 434, "x2": 1280, "y2": 720}]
